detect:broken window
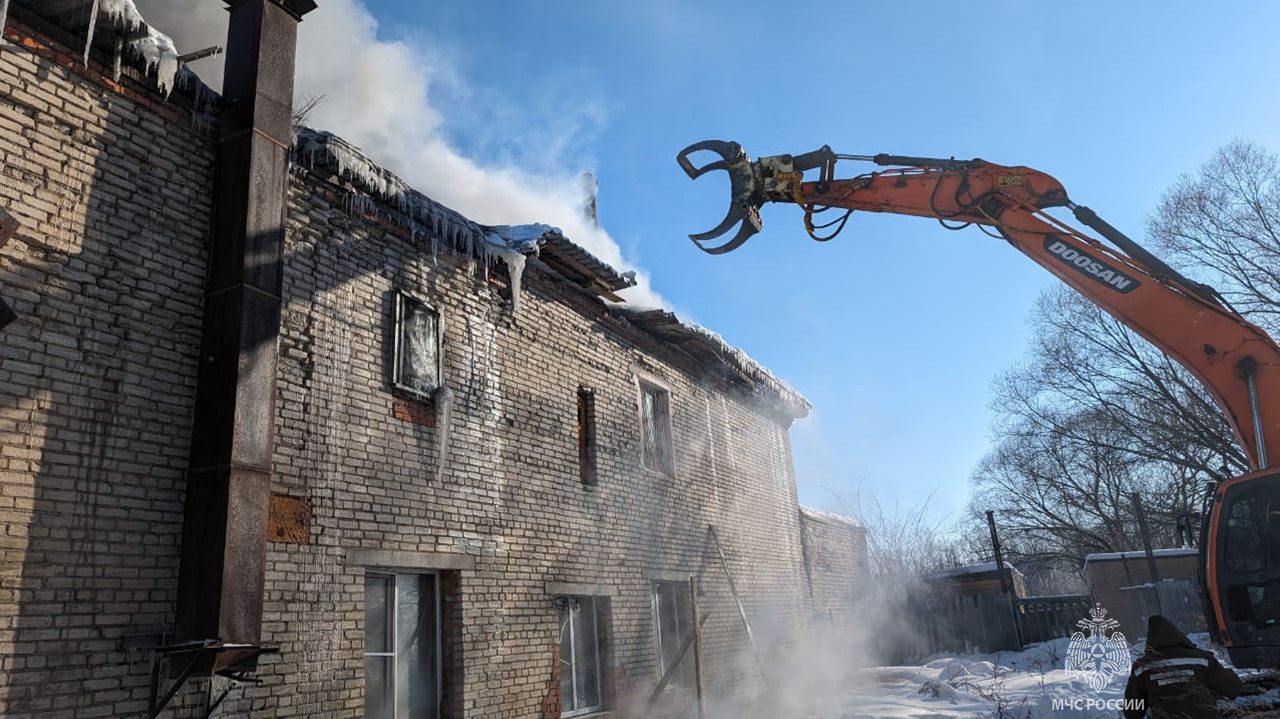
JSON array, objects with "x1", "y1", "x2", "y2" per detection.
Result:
[
  {"x1": 557, "y1": 595, "x2": 603, "y2": 716},
  {"x1": 577, "y1": 387, "x2": 597, "y2": 486},
  {"x1": 639, "y1": 381, "x2": 673, "y2": 474},
  {"x1": 365, "y1": 572, "x2": 440, "y2": 719},
  {"x1": 652, "y1": 581, "x2": 694, "y2": 689},
  {"x1": 392, "y1": 291, "x2": 442, "y2": 398}
]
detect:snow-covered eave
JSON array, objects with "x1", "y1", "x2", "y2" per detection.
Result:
[
  {"x1": 925, "y1": 561, "x2": 1023, "y2": 579},
  {"x1": 800, "y1": 506, "x2": 863, "y2": 530},
  {"x1": 617, "y1": 307, "x2": 811, "y2": 421},
  {"x1": 9, "y1": 0, "x2": 216, "y2": 105},
  {"x1": 290, "y1": 127, "x2": 637, "y2": 302},
  {"x1": 1084, "y1": 548, "x2": 1199, "y2": 565}
]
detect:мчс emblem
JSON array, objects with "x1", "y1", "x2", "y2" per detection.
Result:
[{"x1": 1065, "y1": 604, "x2": 1132, "y2": 692}]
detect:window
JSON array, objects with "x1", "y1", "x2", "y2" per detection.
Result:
[
  {"x1": 638, "y1": 381, "x2": 673, "y2": 474},
  {"x1": 365, "y1": 573, "x2": 440, "y2": 719},
  {"x1": 577, "y1": 387, "x2": 597, "y2": 486},
  {"x1": 392, "y1": 291, "x2": 442, "y2": 397},
  {"x1": 557, "y1": 596, "x2": 603, "y2": 716},
  {"x1": 652, "y1": 581, "x2": 694, "y2": 689}
]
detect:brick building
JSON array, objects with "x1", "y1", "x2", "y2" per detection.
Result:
[
  {"x1": 797, "y1": 507, "x2": 867, "y2": 625},
  {"x1": 0, "y1": 4, "x2": 862, "y2": 718}
]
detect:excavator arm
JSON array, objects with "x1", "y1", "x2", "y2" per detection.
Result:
[
  {"x1": 679, "y1": 140, "x2": 1280, "y2": 665},
  {"x1": 677, "y1": 141, "x2": 1280, "y2": 473}
]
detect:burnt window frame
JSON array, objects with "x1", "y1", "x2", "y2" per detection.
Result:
[
  {"x1": 636, "y1": 377, "x2": 674, "y2": 475},
  {"x1": 391, "y1": 290, "x2": 443, "y2": 399}
]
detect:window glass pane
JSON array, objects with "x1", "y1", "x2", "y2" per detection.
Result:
[
  {"x1": 656, "y1": 583, "x2": 680, "y2": 676},
  {"x1": 573, "y1": 597, "x2": 601, "y2": 709},
  {"x1": 655, "y1": 582, "x2": 692, "y2": 688},
  {"x1": 1227, "y1": 496, "x2": 1264, "y2": 572},
  {"x1": 365, "y1": 656, "x2": 393, "y2": 719},
  {"x1": 365, "y1": 574, "x2": 393, "y2": 654},
  {"x1": 398, "y1": 295, "x2": 439, "y2": 394},
  {"x1": 558, "y1": 601, "x2": 575, "y2": 711},
  {"x1": 643, "y1": 389, "x2": 658, "y2": 467},
  {"x1": 398, "y1": 574, "x2": 438, "y2": 719}
]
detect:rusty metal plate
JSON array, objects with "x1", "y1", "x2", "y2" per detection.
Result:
[{"x1": 268, "y1": 494, "x2": 310, "y2": 544}]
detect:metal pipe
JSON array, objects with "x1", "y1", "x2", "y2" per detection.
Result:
[{"x1": 1245, "y1": 361, "x2": 1269, "y2": 468}]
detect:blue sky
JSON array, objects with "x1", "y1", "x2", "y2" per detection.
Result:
[{"x1": 338, "y1": 1, "x2": 1280, "y2": 522}]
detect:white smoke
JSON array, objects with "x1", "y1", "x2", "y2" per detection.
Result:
[{"x1": 135, "y1": 0, "x2": 663, "y2": 308}]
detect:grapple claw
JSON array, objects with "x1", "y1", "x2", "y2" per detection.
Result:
[{"x1": 676, "y1": 139, "x2": 763, "y2": 254}]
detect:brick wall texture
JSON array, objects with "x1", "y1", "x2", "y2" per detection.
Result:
[
  {"x1": 797, "y1": 509, "x2": 866, "y2": 626},
  {"x1": 0, "y1": 16, "x2": 848, "y2": 719}
]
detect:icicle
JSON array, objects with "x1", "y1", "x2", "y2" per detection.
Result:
[
  {"x1": 433, "y1": 384, "x2": 453, "y2": 484},
  {"x1": 112, "y1": 35, "x2": 122, "y2": 82},
  {"x1": 83, "y1": 0, "x2": 102, "y2": 67},
  {"x1": 489, "y1": 245, "x2": 526, "y2": 315}
]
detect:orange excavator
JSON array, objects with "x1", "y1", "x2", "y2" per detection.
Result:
[{"x1": 677, "y1": 140, "x2": 1280, "y2": 666}]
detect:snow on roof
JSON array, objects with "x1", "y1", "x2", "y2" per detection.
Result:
[
  {"x1": 12, "y1": 0, "x2": 206, "y2": 99},
  {"x1": 1084, "y1": 548, "x2": 1198, "y2": 564},
  {"x1": 291, "y1": 128, "x2": 635, "y2": 297},
  {"x1": 618, "y1": 308, "x2": 810, "y2": 419},
  {"x1": 799, "y1": 506, "x2": 863, "y2": 529},
  {"x1": 925, "y1": 561, "x2": 1022, "y2": 579},
  {"x1": 291, "y1": 129, "x2": 802, "y2": 410}
]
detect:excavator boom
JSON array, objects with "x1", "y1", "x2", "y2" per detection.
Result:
[
  {"x1": 678, "y1": 140, "x2": 1280, "y2": 665},
  {"x1": 677, "y1": 141, "x2": 1280, "y2": 472}
]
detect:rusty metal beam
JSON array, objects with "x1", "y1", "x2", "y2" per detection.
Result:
[{"x1": 175, "y1": 0, "x2": 313, "y2": 671}]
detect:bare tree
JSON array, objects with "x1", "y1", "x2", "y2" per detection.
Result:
[
  {"x1": 831, "y1": 486, "x2": 971, "y2": 582},
  {"x1": 1147, "y1": 139, "x2": 1280, "y2": 334},
  {"x1": 969, "y1": 141, "x2": 1280, "y2": 586}
]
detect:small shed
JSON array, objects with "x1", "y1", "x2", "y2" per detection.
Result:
[
  {"x1": 1084, "y1": 548, "x2": 1202, "y2": 640},
  {"x1": 926, "y1": 562, "x2": 1028, "y2": 599}
]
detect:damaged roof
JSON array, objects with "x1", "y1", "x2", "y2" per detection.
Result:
[
  {"x1": 7, "y1": 0, "x2": 806, "y2": 418},
  {"x1": 293, "y1": 129, "x2": 808, "y2": 418},
  {"x1": 621, "y1": 309, "x2": 811, "y2": 420},
  {"x1": 8, "y1": 0, "x2": 210, "y2": 100},
  {"x1": 292, "y1": 128, "x2": 637, "y2": 300}
]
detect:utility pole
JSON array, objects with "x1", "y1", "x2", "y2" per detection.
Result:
[
  {"x1": 1131, "y1": 493, "x2": 1161, "y2": 583},
  {"x1": 986, "y1": 510, "x2": 1023, "y2": 649}
]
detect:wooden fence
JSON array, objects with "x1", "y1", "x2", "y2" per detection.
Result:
[
  {"x1": 1119, "y1": 578, "x2": 1206, "y2": 635},
  {"x1": 1015, "y1": 594, "x2": 1093, "y2": 644},
  {"x1": 900, "y1": 593, "x2": 1094, "y2": 658}
]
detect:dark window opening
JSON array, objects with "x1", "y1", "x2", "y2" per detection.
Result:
[
  {"x1": 577, "y1": 387, "x2": 597, "y2": 486},
  {"x1": 639, "y1": 381, "x2": 673, "y2": 474},
  {"x1": 652, "y1": 581, "x2": 694, "y2": 689},
  {"x1": 392, "y1": 291, "x2": 442, "y2": 398}
]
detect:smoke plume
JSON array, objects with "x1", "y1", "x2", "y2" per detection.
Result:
[{"x1": 134, "y1": 0, "x2": 663, "y2": 308}]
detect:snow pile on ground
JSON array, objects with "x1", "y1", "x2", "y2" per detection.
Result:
[{"x1": 824, "y1": 636, "x2": 1280, "y2": 719}]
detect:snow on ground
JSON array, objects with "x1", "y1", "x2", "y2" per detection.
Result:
[{"x1": 825, "y1": 636, "x2": 1280, "y2": 719}]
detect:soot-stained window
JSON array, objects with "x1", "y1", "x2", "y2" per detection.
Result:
[{"x1": 393, "y1": 291, "x2": 442, "y2": 398}]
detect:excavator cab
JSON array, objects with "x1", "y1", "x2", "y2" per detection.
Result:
[{"x1": 1209, "y1": 470, "x2": 1280, "y2": 667}]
